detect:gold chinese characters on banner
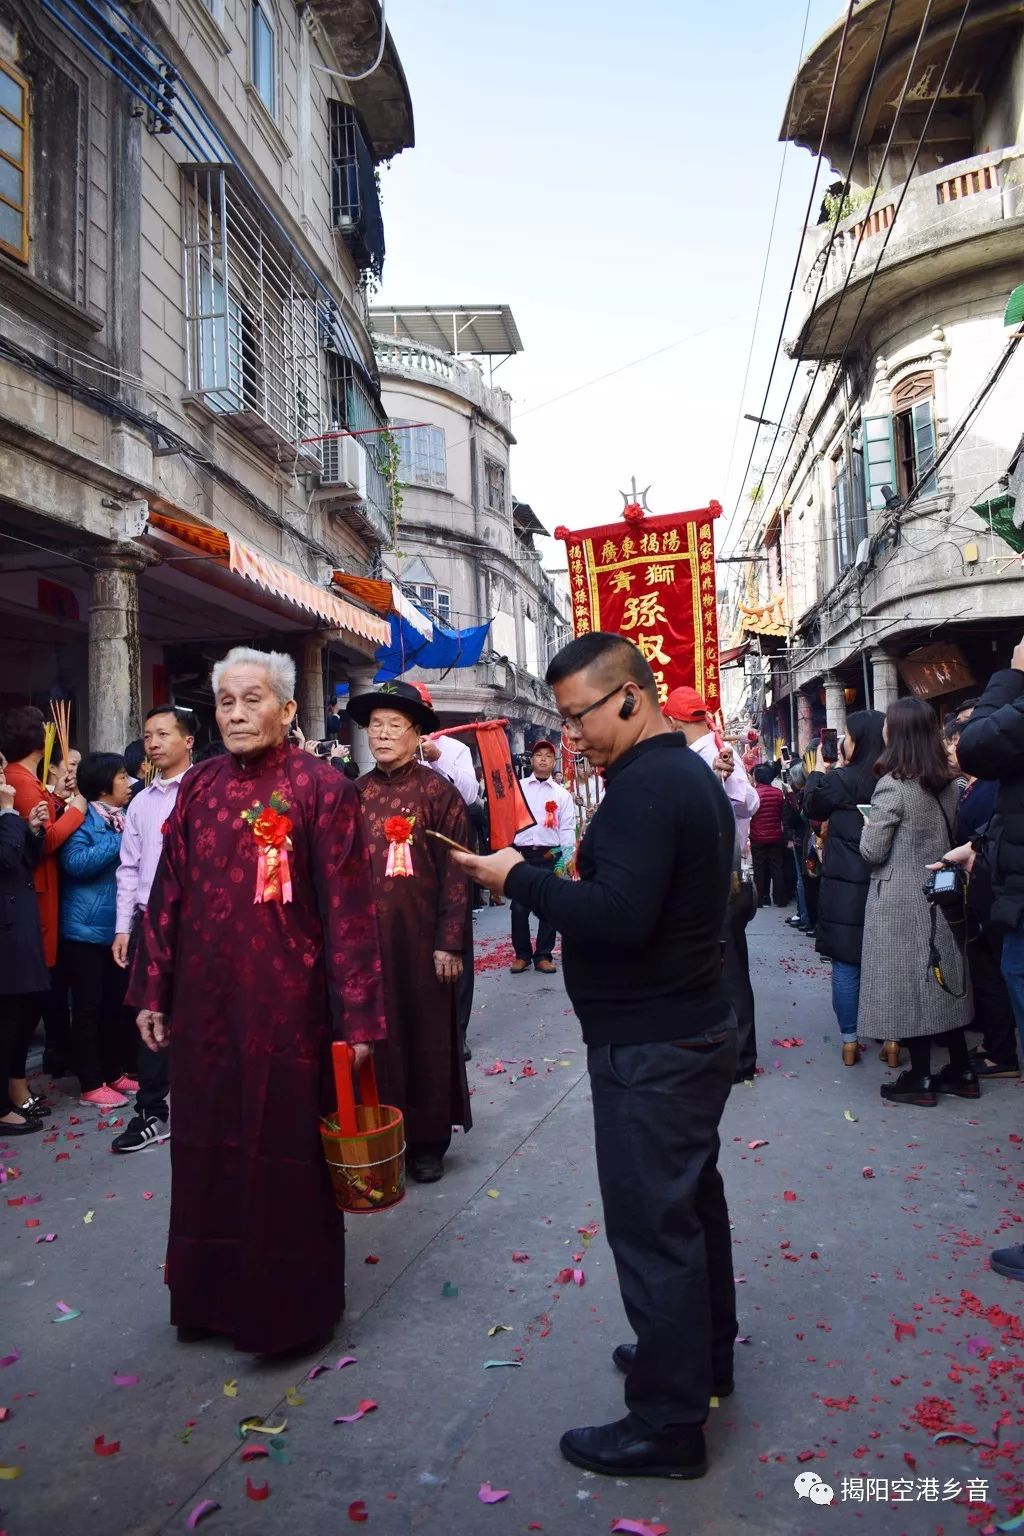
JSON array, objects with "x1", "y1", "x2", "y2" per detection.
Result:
[{"x1": 554, "y1": 502, "x2": 722, "y2": 707}]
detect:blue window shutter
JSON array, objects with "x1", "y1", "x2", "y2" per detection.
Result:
[
  {"x1": 864, "y1": 415, "x2": 896, "y2": 511},
  {"x1": 912, "y1": 399, "x2": 937, "y2": 496}
]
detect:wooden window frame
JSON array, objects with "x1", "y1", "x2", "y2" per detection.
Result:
[{"x1": 0, "y1": 58, "x2": 29, "y2": 265}]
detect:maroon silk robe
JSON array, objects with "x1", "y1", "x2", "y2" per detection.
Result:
[
  {"x1": 127, "y1": 743, "x2": 385, "y2": 1354},
  {"x1": 356, "y1": 760, "x2": 472, "y2": 1147}
]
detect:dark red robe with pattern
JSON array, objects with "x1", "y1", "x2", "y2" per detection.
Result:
[
  {"x1": 356, "y1": 760, "x2": 472, "y2": 1147},
  {"x1": 127, "y1": 743, "x2": 385, "y2": 1355}
]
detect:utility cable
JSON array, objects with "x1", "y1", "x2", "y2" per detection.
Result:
[{"x1": 312, "y1": 0, "x2": 388, "y2": 83}]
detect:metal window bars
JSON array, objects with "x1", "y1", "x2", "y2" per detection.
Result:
[
  {"x1": 329, "y1": 103, "x2": 385, "y2": 280},
  {"x1": 325, "y1": 352, "x2": 391, "y2": 534},
  {"x1": 182, "y1": 164, "x2": 325, "y2": 467}
]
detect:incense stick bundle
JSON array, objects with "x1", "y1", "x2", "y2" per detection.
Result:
[
  {"x1": 40, "y1": 721, "x2": 57, "y2": 791},
  {"x1": 51, "y1": 699, "x2": 71, "y2": 778},
  {"x1": 142, "y1": 758, "x2": 157, "y2": 787}
]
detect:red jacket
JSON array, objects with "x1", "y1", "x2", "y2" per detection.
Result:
[
  {"x1": 749, "y1": 782, "x2": 784, "y2": 845},
  {"x1": 7, "y1": 762, "x2": 85, "y2": 967}
]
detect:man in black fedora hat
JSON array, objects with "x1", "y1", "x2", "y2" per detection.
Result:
[{"x1": 348, "y1": 682, "x2": 473, "y2": 1183}]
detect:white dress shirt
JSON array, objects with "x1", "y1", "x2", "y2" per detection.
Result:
[
  {"x1": 514, "y1": 774, "x2": 576, "y2": 849},
  {"x1": 425, "y1": 734, "x2": 479, "y2": 806},
  {"x1": 688, "y1": 730, "x2": 759, "y2": 851}
]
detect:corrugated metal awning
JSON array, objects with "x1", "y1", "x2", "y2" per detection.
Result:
[{"x1": 146, "y1": 513, "x2": 390, "y2": 644}]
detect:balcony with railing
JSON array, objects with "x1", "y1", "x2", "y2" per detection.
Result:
[
  {"x1": 372, "y1": 334, "x2": 513, "y2": 431},
  {"x1": 791, "y1": 148, "x2": 1024, "y2": 358}
]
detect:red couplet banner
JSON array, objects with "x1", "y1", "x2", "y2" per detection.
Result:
[{"x1": 555, "y1": 502, "x2": 722, "y2": 709}]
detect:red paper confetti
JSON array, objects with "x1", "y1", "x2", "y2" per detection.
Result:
[
  {"x1": 611, "y1": 1523, "x2": 669, "y2": 1536},
  {"x1": 348, "y1": 1501, "x2": 368, "y2": 1523},
  {"x1": 245, "y1": 1478, "x2": 270, "y2": 1501},
  {"x1": 364, "y1": 1255, "x2": 380, "y2": 1265},
  {"x1": 512, "y1": 1252, "x2": 530, "y2": 1263},
  {"x1": 93, "y1": 1435, "x2": 120, "y2": 1456},
  {"x1": 141, "y1": 1191, "x2": 154, "y2": 1200},
  {"x1": 783, "y1": 1191, "x2": 798, "y2": 1202},
  {"x1": 861, "y1": 1166, "x2": 875, "y2": 1179},
  {"x1": 240, "y1": 1445, "x2": 269, "y2": 1463}
]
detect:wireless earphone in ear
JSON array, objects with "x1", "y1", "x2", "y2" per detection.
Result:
[{"x1": 619, "y1": 692, "x2": 637, "y2": 720}]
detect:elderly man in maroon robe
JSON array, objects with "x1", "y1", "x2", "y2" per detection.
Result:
[
  {"x1": 127, "y1": 646, "x2": 385, "y2": 1356},
  {"x1": 349, "y1": 680, "x2": 472, "y2": 1184}
]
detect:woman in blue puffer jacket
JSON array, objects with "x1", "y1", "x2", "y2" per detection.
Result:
[{"x1": 60, "y1": 752, "x2": 136, "y2": 1111}]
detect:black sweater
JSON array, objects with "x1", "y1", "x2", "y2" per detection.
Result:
[
  {"x1": 957, "y1": 668, "x2": 1024, "y2": 930},
  {"x1": 504, "y1": 734, "x2": 733, "y2": 1046}
]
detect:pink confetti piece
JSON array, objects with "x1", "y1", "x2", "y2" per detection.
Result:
[
  {"x1": 747, "y1": 1139, "x2": 769, "y2": 1149},
  {"x1": 861, "y1": 1166, "x2": 875, "y2": 1179},
  {"x1": 333, "y1": 1398, "x2": 378, "y2": 1424},
  {"x1": 512, "y1": 1251, "x2": 530, "y2": 1263},
  {"x1": 55, "y1": 1301, "x2": 74, "y2": 1314},
  {"x1": 0, "y1": 1350, "x2": 19, "y2": 1369},
  {"x1": 187, "y1": 1500, "x2": 221, "y2": 1529},
  {"x1": 33, "y1": 1233, "x2": 57, "y2": 1244},
  {"x1": 478, "y1": 1483, "x2": 510, "y2": 1504},
  {"x1": 306, "y1": 1364, "x2": 330, "y2": 1380},
  {"x1": 141, "y1": 1191, "x2": 154, "y2": 1200},
  {"x1": 113, "y1": 1373, "x2": 139, "y2": 1387},
  {"x1": 611, "y1": 1523, "x2": 669, "y2": 1536},
  {"x1": 965, "y1": 1337, "x2": 989, "y2": 1358},
  {"x1": 736, "y1": 1335, "x2": 752, "y2": 1344},
  {"x1": 573, "y1": 1268, "x2": 585, "y2": 1286},
  {"x1": 22, "y1": 1194, "x2": 42, "y2": 1206},
  {"x1": 483, "y1": 1061, "x2": 507, "y2": 1076},
  {"x1": 335, "y1": 1355, "x2": 357, "y2": 1370},
  {"x1": 577, "y1": 1221, "x2": 600, "y2": 1238}
]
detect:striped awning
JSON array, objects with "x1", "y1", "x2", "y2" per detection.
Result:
[
  {"x1": 146, "y1": 512, "x2": 390, "y2": 644},
  {"x1": 331, "y1": 573, "x2": 433, "y2": 638}
]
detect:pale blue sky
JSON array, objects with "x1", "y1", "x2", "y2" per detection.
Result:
[{"x1": 375, "y1": 0, "x2": 841, "y2": 555}]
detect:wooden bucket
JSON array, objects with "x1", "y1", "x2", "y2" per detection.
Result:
[{"x1": 321, "y1": 1043, "x2": 405, "y2": 1213}]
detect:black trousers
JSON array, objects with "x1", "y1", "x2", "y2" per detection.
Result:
[
  {"x1": 1, "y1": 993, "x2": 45, "y2": 1115},
  {"x1": 724, "y1": 900, "x2": 757, "y2": 1078},
  {"x1": 63, "y1": 940, "x2": 133, "y2": 1092},
  {"x1": 751, "y1": 842, "x2": 788, "y2": 907},
  {"x1": 41, "y1": 959, "x2": 71, "y2": 1067},
  {"x1": 970, "y1": 922, "x2": 1019, "y2": 1066},
  {"x1": 127, "y1": 910, "x2": 170, "y2": 1119},
  {"x1": 511, "y1": 847, "x2": 558, "y2": 960},
  {"x1": 588, "y1": 1018, "x2": 739, "y2": 1431}
]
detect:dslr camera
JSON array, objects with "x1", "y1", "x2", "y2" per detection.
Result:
[{"x1": 922, "y1": 860, "x2": 966, "y2": 910}]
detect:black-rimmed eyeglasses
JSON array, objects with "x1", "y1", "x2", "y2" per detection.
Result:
[{"x1": 559, "y1": 684, "x2": 625, "y2": 737}]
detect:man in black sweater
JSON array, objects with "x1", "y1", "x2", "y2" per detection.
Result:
[{"x1": 453, "y1": 632, "x2": 737, "y2": 1479}]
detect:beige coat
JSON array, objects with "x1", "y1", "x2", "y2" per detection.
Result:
[{"x1": 857, "y1": 775, "x2": 972, "y2": 1040}]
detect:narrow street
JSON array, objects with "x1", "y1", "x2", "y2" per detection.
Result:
[{"x1": 2, "y1": 905, "x2": 1023, "y2": 1536}]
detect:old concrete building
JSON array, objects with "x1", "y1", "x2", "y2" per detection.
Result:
[
  {"x1": 729, "y1": 0, "x2": 1024, "y2": 748},
  {"x1": 369, "y1": 305, "x2": 570, "y2": 753},
  {"x1": 0, "y1": 0, "x2": 413, "y2": 750}
]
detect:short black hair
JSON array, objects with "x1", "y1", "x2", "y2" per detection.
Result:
[
  {"x1": 753, "y1": 763, "x2": 777, "y2": 785},
  {"x1": 77, "y1": 751, "x2": 125, "y2": 802},
  {"x1": 123, "y1": 738, "x2": 146, "y2": 777},
  {"x1": 545, "y1": 632, "x2": 656, "y2": 695},
  {"x1": 0, "y1": 705, "x2": 46, "y2": 762},
  {"x1": 145, "y1": 704, "x2": 198, "y2": 737}
]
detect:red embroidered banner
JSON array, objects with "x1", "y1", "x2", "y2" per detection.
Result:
[{"x1": 555, "y1": 502, "x2": 722, "y2": 710}]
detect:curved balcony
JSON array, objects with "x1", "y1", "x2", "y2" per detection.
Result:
[
  {"x1": 372, "y1": 334, "x2": 512, "y2": 432},
  {"x1": 789, "y1": 148, "x2": 1024, "y2": 359}
]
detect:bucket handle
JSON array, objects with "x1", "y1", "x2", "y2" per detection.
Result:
[{"x1": 331, "y1": 1042, "x2": 381, "y2": 1136}]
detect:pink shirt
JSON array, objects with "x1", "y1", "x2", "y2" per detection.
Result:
[{"x1": 114, "y1": 770, "x2": 189, "y2": 932}]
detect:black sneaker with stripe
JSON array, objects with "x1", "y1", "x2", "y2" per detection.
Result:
[{"x1": 112, "y1": 1113, "x2": 170, "y2": 1154}]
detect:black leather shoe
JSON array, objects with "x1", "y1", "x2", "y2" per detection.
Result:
[
  {"x1": 612, "y1": 1343, "x2": 734, "y2": 1397},
  {"x1": 408, "y1": 1153, "x2": 444, "y2": 1183},
  {"x1": 932, "y1": 1063, "x2": 981, "y2": 1099},
  {"x1": 559, "y1": 1415, "x2": 707, "y2": 1479},
  {"x1": 880, "y1": 1071, "x2": 937, "y2": 1107}
]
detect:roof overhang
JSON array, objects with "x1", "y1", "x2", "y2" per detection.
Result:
[
  {"x1": 307, "y1": 0, "x2": 414, "y2": 161},
  {"x1": 368, "y1": 304, "x2": 524, "y2": 357},
  {"x1": 512, "y1": 499, "x2": 548, "y2": 538},
  {"x1": 780, "y1": 0, "x2": 1024, "y2": 165}
]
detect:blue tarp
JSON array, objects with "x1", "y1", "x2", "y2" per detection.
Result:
[{"x1": 373, "y1": 615, "x2": 492, "y2": 683}]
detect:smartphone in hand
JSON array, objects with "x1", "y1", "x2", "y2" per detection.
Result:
[{"x1": 820, "y1": 727, "x2": 839, "y2": 763}]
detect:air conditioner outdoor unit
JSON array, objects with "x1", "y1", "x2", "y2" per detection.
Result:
[{"x1": 320, "y1": 433, "x2": 367, "y2": 496}]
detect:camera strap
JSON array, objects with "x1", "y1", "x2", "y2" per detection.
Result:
[{"x1": 928, "y1": 789, "x2": 969, "y2": 999}]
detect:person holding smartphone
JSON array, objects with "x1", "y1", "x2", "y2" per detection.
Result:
[{"x1": 802, "y1": 711, "x2": 886, "y2": 1066}]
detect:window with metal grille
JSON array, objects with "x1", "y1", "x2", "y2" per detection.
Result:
[
  {"x1": 329, "y1": 102, "x2": 384, "y2": 279},
  {"x1": 0, "y1": 59, "x2": 29, "y2": 263},
  {"x1": 182, "y1": 165, "x2": 325, "y2": 465},
  {"x1": 325, "y1": 352, "x2": 391, "y2": 529},
  {"x1": 484, "y1": 457, "x2": 506, "y2": 513},
  {"x1": 391, "y1": 419, "x2": 446, "y2": 487},
  {"x1": 402, "y1": 582, "x2": 451, "y2": 625}
]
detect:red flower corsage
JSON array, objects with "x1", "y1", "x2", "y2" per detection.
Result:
[
  {"x1": 383, "y1": 813, "x2": 416, "y2": 877},
  {"x1": 241, "y1": 792, "x2": 294, "y2": 904},
  {"x1": 543, "y1": 798, "x2": 558, "y2": 830}
]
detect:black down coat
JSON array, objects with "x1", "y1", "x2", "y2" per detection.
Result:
[
  {"x1": 957, "y1": 668, "x2": 1024, "y2": 932},
  {"x1": 0, "y1": 811, "x2": 48, "y2": 995},
  {"x1": 803, "y1": 761, "x2": 880, "y2": 967}
]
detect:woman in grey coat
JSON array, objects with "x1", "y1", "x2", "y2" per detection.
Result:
[{"x1": 858, "y1": 698, "x2": 974, "y2": 1107}]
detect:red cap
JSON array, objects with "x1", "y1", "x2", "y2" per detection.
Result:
[
  {"x1": 663, "y1": 686, "x2": 709, "y2": 724},
  {"x1": 530, "y1": 739, "x2": 557, "y2": 755},
  {"x1": 410, "y1": 682, "x2": 434, "y2": 707}
]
